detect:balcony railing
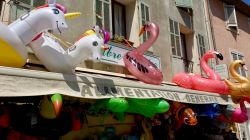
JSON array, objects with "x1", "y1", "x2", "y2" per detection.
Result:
[{"x1": 183, "y1": 58, "x2": 194, "y2": 73}]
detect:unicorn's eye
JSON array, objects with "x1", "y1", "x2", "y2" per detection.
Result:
[
  {"x1": 93, "y1": 41, "x2": 98, "y2": 46},
  {"x1": 52, "y1": 9, "x2": 60, "y2": 14}
]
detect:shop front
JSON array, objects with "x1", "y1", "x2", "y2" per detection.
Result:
[{"x1": 0, "y1": 66, "x2": 240, "y2": 140}]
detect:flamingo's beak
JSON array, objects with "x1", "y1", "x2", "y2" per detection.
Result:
[
  {"x1": 64, "y1": 12, "x2": 81, "y2": 20},
  {"x1": 215, "y1": 53, "x2": 223, "y2": 60},
  {"x1": 139, "y1": 26, "x2": 146, "y2": 36},
  {"x1": 101, "y1": 45, "x2": 109, "y2": 51},
  {"x1": 51, "y1": 93, "x2": 63, "y2": 117}
]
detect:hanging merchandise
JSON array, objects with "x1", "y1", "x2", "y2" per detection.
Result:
[
  {"x1": 39, "y1": 93, "x2": 62, "y2": 119},
  {"x1": 30, "y1": 26, "x2": 110, "y2": 74},
  {"x1": 191, "y1": 103, "x2": 221, "y2": 119},
  {"x1": 9, "y1": 103, "x2": 72, "y2": 138},
  {"x1": 0, "y1": 106, "x2": 10, "y2": 128},
  {"x1": 0, "y1": 0, "x2": 70, "y2": 68},
  {"x1": 89, "y1": 98, "x2": 169, "y2": 120},
  {"x1": 225, "y1": 60, "x2": 250, "y2": 97},
  {"x1": 165, "y1": 101, "x2": 197, "y2": 129},
  {"x1": 172, "y1": 50, "x2": 229, "y2": 94},
  {"x1": 123, "y1": 22, "x2": 163, "y2": 85},
  {"x1": 217, "y1": 96, "x2": 250, "y2": 123}
]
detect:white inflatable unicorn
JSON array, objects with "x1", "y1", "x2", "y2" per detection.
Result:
[
  {"x1": 0, "y1": 0, "x2": 75, "y2": 68},
  {"x1": 30, "y1": 26, "x2": 110, "y2": 74}
]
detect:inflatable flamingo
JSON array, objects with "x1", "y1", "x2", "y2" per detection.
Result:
[
  {"x1": 123, "y1": 22, "x2": 163, "y2": 85},
  {"x1": 30, "y1": 26, "x2": 110, "y2": 74},
  {"x1": 0, "y1": 0, "x2": 71, "y2": 68},
  {"x1": 225, "y1": 60, "x2": 250, "y2": 97},
  {"x1": 217, "y1": 97, "x2": 250, "y2": 123},
  {"x1": 172, "y1": 50, "x2": 229, "y2": 94}
]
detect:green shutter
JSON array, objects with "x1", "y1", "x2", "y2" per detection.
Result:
[{"x1": 175, "y1": 0, "x2": 193, "y2": 9}]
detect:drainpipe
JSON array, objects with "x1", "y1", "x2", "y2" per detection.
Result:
[{"x1": 204, "y1": 0, "x2": 219, "y2": 64}]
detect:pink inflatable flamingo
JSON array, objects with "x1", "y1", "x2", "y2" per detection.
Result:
[
  {"x1": 123, "y1": 22, "x2": 163, "y2": 85},
  {"x1": 172, "y1": 50, "x2": 229, "y2": 94},
  {"x1": 217, "y1": 97, "x2": 250, "y2": 123}
]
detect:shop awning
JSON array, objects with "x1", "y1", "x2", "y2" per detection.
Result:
[{"x1": 0, "y1": 66, "x2": 235, "y2": 105}]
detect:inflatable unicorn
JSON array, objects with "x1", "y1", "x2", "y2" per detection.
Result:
[
  {"x1": 0, "y1": 0, "x2": 72, "y2": 68},
  {"x1": 30, "y1": 26, "x2": 110, "y2": 74}
]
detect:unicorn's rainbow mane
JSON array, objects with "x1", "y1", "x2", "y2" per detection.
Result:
[
  {"x1": 76, "y1": 29, "x2": 96, "y2": 41},
  {"x1": 34, "y1": 4, "x2": 67, "y2": 13}
]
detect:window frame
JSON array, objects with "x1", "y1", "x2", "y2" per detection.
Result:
[
  {"x1": 139, "y1": 1, "x2": 151, "y2": 44},
  {"x1": 10, "y1": 0, "x2": 45, "y2": 21},
  {"x1": 169, "y1": 18, "x2": 182, "y2": 58},
  {"x1": 94, "y1": 0, "x2": 112, "y2": 37},
  {"x1": 223, "y1": 3, "x2": 238, "y2": 33},
  {"x1": 197, "y1": 34, "x2": 207, "y2": 59},
  {"x1": 230, "y1": 50, "x2": 247, "y2": 77}
]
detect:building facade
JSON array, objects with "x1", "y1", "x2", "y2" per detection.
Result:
[
  {"x1": 207, "y1": 0, "x2": 250, "y2": 78},
  {"x1": 207, "y1": 0, "x2": 250, "y2": 139},
  {"x1": 0, "y1": 0, "x2": 211, "y2": 82}
]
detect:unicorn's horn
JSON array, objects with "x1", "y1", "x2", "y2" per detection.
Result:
[
  {"x1": 48, "y1": 0, "x2": 56, "y2": 7},
  {"x1": 65, "y1": 12, "x2": 81, "y2": 19}
]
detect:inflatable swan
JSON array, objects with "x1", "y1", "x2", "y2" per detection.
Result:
[
  {"x1": 0, "y1": 0, "x2": 72, "y2": 68},
  {"x1": 225, "y1": 60, "x2": 250, "y2": 97},
  {"x1": 30, "y1": 26, "x2": 110, "y2": 73}
]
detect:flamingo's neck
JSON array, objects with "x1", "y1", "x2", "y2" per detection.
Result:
[
  {"x1": 239, "y1": 98, "x2": 248, "y2": 114},
  {"x1": 200, "y1": 55, "x2": 221, "y2": 80},
  {"x1": 230, "y1": 63, "x2": 249, "y2": 83},
  {"x1": 136, "y1": 29, "x2": 158, "y2": 55}
]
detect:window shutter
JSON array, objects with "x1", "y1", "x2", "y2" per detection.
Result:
[
  {"x1": 175, "y1": 0, "x2": 193, "y2": 9},
  {"x1": 33, "y1": 0, "x2": 45, "y2": 8},
  {"x1": 224, "y1": 5, "x2": 237, "y2": 27}
]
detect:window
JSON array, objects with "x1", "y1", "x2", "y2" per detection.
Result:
[
  {"x1": 231, "y1": 51, "x2": 247, "y2": 77},
  {"x1": 10, "y1": 0, "x2": 46, "y2": 21},
  {"x1": 95, "y1": 0, "x2": 112, "y2": 34},
  {"x1": 112, "y1": 1, "x2": 126, "y2": 37},
  {"x1": 197, "y1": 34, "x2": 206, "y2": 59},
  {"x1": 169, "y1": 18, "x2": 181, "y2": 57},
  {"x1": 175, "y1": 0, "x2": 193, "y2": 9},
  {"x1": 140, "y1": 2, "x2": 150, "y2": 43},
  {"x1": 0, "y1": 1, "x2": 3, "y2": 17},
  {"x1": 224, "y1": 4, "x2": 238, "y2": 31}
]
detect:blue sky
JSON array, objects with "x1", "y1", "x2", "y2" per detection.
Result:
[{"x1": 243, "y1": 0, "x2": 250, "y2": 5}]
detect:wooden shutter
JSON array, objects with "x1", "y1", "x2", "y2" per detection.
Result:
[
  {"x1": 175, "y1": 0, "x2": 193, "y2": 9},
  {"x1": 224, "y1": 4, "x2": 237, "y2": 27}
]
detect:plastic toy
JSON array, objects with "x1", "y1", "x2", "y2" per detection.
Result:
[
  {"x1": 217, "y1": 97, "x2": 250, "y2": 123},
  {"x1": 39, "y1": 93, "x2": 62, "y2": 119},
  {"x1": 172, "y1": 50, "x2": 229, "y2": 94},
  {"x1": 167, "y1": 101, "x2": 197, "y2": 129},
  {"x1": 225, "y1": 60, "x2": 250, "y2": 97},
  {"x1": 30, "y1": 26, "x2": 110, "y2": 73},
  {"x1": 123, "y1": 22, "x2": 163, "y2": 85},
  {"x1": 0, "y1": 0, "x2": 69, "y2": 67}
]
